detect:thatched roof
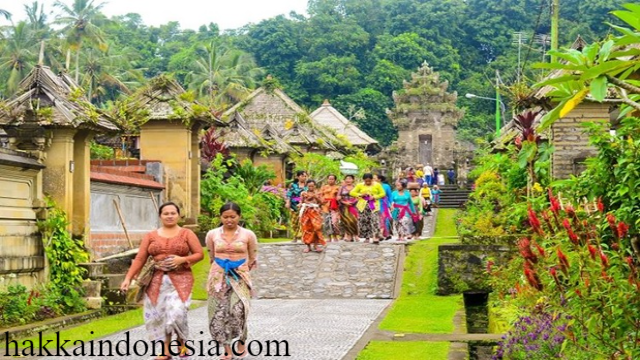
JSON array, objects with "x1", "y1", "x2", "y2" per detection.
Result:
[
  {"x1": 0, "y1": 65, "x2": 117, "y2": 131},
  {"x1": 310, "y1": 100, "x2": 380, "y2": 150},
  {"x1": 132, "y1": 75, "x2": 220, "y2": 125},
  {"x1": 223, "y1": 86, "x2": 341, "y2": 150}
]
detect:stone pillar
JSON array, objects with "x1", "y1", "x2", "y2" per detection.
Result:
[
  {"x1": 139, "y1": 121, "x2": 192, "y2": 218},
  {"x1": 43, "y1": 128, "x2": 77, "y2": 226},
  {"x1": 72, "y1": 130, "x2": 94, "y2": 238},
  {"x1": 189, "y1": 124, "x2": 201, "y2": 224}
]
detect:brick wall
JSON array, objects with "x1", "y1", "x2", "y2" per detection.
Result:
[
  {"x1": 89, "y1": 231, "x2": 147, "y2": 259},
  {"x1": 551, "y1": 102, "x2": 610, "y2": 179}
]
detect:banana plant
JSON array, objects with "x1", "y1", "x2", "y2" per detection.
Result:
[{"x1": 533, "y1": 3, "x2": 640, "y2": 130}]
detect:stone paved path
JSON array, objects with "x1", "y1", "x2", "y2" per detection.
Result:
[
  {"x1": 253, "y1": 243, "x2": 401, "y2": 300},
  {"x1": 36, "y1": 299, "x2": 390, "y2": 360}
]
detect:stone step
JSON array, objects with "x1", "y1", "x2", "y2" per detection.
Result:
[
  {"x1": 84, "y1": 297, "x2": 103, "y2": 309},
  {"x1": 82, "y1": 279, "x2": 102, "y2": 298},
  {"x1": 101, "y1": 273, "x2": 126, "y2": 289},
  {"x1": 78, "y1": 262, "x2": 105, "y2": 279}
]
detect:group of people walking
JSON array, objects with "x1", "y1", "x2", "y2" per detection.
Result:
[
  {"x1": 120, "y1": 201, "x2": 256, "y2": 360},
  {"x1": 285, "y1": 169, "x2": 444, "y2": 251}
]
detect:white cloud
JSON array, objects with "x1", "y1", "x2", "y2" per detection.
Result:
[{"x1": 1, "y1": 0, "x2": 308, "y2": 30}]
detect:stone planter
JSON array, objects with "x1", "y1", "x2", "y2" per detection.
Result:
[
  {"x1": 437, "y1": 244, "x2": 516, "y2": 295},
  {"x1": 460, "y1": 234, "x2": 525, "y2": 247}
]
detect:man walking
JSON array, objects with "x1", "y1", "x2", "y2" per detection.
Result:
[
  {"x1": 447, "y1": 169, "x2": 455, "y2": 185},
  {"x1": 423, "y1": 164, "x2": 434, "y2": 186}
]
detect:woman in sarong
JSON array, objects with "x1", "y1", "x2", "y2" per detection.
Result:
[
  {"x1": 391, "y1": 180, "x2": 416, "y2": 241},
  {"x1": 205, "y1": 202, "x2": 258, "y2": 360},
  {"x1": 286, "y1": 171, "x2": 307, "y2": 242},
  {"x1": 120, "y1": 202, "x2": 204, "y2": 360},
  {"x1": 336, "y1": 175, "x2": 358, "y2": 241},
  {"x1": 320, "y1": 174, "x2": 341, "y2": 242},
  {"x1": 300, "y1": 180, "x2": 326, "y2": 253},
  {"x1": 350, "y1": 173, "x2": 386, "y2": 244},
  {"x1": 374, "y1": 174, "x2": 393, "y2": 240},
  {"x1": 410, "y1": 187, "x2": 425, "y2": 238}
]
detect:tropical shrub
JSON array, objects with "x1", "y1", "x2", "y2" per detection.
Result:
[
  {"x1": 200, "y1": 154, "x2": 285, "y2": 235},
  {"x1": 492, "y1": 193, "x2": 640, "y2": 359}
]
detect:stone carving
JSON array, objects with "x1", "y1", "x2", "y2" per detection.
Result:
[{"x1": 387, "y1": 62, "x2": 464, "y2": 170}]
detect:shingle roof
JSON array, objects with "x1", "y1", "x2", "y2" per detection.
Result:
[
  {"x1": 0, "y1": 65, "x2": 118, "y2": 131},
  {"x1": 223, "y1": 87, "x2": 342, "y2": 151},
  {"x1": 310, "y1": 100, "x2": 379, "y2": 150}
]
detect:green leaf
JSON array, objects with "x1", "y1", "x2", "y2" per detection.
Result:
[
  {"x1": 583, "y1": 43, "x2": 600, "y2": 64},
  {"x1": 590, "y1": 76, "x2": 608, "y2": 102},
  {"x1": 580, "y1": 60, "x2": 629, "y2": 81},
  {"x1": 611, "y1": 10, "x2": 640, "y2": 31},
  {"x1": 598, "y1": 40, "x2": 615, "y2": 62}
]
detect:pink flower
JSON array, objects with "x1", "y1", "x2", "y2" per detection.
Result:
[
  {"x1": 597, "y1": 197, "x2": 604, "y2": 213},
  {"x1": 618, "y1": 222, "x2": 629, "y2": 239},
  {"x1": 587, "y1": 244, "x2": 597, "y2": 260},
  {"x1": 599, "y1": 248, "x2": 609, "y2": 268}
]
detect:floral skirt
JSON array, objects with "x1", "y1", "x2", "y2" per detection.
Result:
[
  {"x1": 340, "y1": 205, "x2": 358, "y2": 236},
  {"x1": 143, "y1": 274, "x2": 191, "y2": 342},
  {"x1": 322, "y1": 210, "x2": 341, "y2": 236},
  {"x1": 208, "y1": 279, "x2": 251, "y2": 345},
  {"x1": 301, "y1": 207, "x2": 325, "y2": 246},
  {"x1": 358, "y1": 208, "x2": 380, "y2": 239},
  {"x1": 289, "y1": 209, "x2": 302, "y2": 239},
  {"x1": 394, "y1": 214, "x2": 415, "y2": 238}
]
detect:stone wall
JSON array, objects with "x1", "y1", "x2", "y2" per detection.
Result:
[
  {"x1": 437, "y1": 244, "x2": 515, "y2": 295},
  {"x1": 0, "y1": 149, "x2": 46, "y2": 289},
  {"x1": 551, "y1": 102, "x2": 610, "y2": 179},
  {"x1": 89, "y1": 182, "x2": 160, "y2": 259},
  {"x1": 253, "y1": 242, "x2": 402, "y2": 299}
]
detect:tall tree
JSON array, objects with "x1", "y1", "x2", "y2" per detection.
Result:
[
  {"x1": 0, "y1": 21, "x2": 37, "y2": 96},
  {"x1": 186, "y1": 41, "x2": 264, "y2": 110},
  {"x1": 54, "y1": 0, "x2": 107, "y2": 82}
]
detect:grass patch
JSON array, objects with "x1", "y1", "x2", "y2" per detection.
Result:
[
  {"x1": 12, "y1": 308, "x2": 144, "y2": 348},
  {"x1": 379, "y1": 209, "x2": 463, "y2": 334},
  {"x1": 356, "y1": 341, "x2": 449, "y2": 360}
]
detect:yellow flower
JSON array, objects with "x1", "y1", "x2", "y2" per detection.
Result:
[{"x1": 532, "y1": 183, "x2": 543, "y2": 193}]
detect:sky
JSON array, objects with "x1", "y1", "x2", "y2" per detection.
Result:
[{"x1": 2, "y1": 0, "x2": 309, "y2": 30}]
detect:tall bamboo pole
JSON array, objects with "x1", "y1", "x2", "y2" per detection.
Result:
[{"x1": 550, "y1": 0, "x2": 559, "y2": 63}]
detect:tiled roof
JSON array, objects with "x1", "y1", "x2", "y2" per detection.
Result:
[
  {"x1": 310, "y1": 100, "x2": 379, "y2": 149},
  {"x1": 90, "y1": 164, "x2": 164, "y2": 190}
]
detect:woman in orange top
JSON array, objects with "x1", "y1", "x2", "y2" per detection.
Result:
[
  {"x1": 300, "y1": 179, "x2": 326, "y2": 253},
  {"x1": 120, "y1": 202, "x2": 204, "y2": 360},
  {"x1": 320, "y1": 174, "x2": 341, "y2": 242}
]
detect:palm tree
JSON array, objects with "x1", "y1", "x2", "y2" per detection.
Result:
[
  {"x1": 0, "y1": 21, "x2": 37, "y2": 95},
  {"x1": 54, "y1": 0, "x2": 106, "y2": 82},
  {"x1": 186, "y1": 41, "x2": 264, "y2": 110},
  {"x1": 80, "y1": 45, "x2": 144, "y2": 104},
  {"x1": 0, "y1": 9, "x2": 11, "y2": 20},
  {"x1": 24, "y1": 2, "x2": 50, "y2": 36}
]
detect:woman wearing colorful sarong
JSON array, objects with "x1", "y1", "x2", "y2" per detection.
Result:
[
  {"x1": 350, "y1": 173, "x2": 386, "y2": 244},
  {"x1": 120, "y1": 202, "x2": 204, "y2": 360},
  {"x1": 410, "y1": 187, "x2": 425, "y2": 238},
  {"x1": 205, "y1": 202, "x2": 258, "y2": 360},
  {"x1": 300, "y1": 180, "x2": 326, "y2": 253},
  {"x1": 320, "y1": 174, "x2": 341, "y2": 242},
  {"x1": 391, "y1": 180, "x2": 416, "y2": 241},
  {"x1": 286, "y1": 170, "x2": 307, "y2": 242},
  {"x1": 374, "y1": 174, "x2": 393, "y2": 240},
  {"x1": 336, "y1": 175, "x2": 358, "y2": 242}
]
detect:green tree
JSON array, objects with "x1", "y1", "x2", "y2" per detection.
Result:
[
  {"x1": 333, "y1": 88, "x2": 397, "y2": 146},
  {"x1": 185, "y1": 41, "x2": 264, "y2": 110},
  {"x1": 0, "y1": 21, "x2": 37, "y2": 96},
  {"x1": 295, "y1": 55, "x2": 362, "y2": 102},
  {"x1": 54, "y1": 0, "x2": 108, "y2": 82}
]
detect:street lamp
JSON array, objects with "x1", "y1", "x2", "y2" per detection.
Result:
[{"x1": 465, "y1": 93, "x2": 507, "y2": 137}]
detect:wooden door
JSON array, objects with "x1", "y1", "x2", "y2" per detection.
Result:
[{"x1": 419, "y1": 134, "x2": 433, "y2": 165}]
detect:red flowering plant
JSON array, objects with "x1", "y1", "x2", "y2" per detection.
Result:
[{"x1": 492, "y1": 191, "x2": 640, "y2": 359}]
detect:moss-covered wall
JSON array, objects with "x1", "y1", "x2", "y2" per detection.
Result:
[{"x1": 437, "y1": 244, "x2": 515, "y2": 295}]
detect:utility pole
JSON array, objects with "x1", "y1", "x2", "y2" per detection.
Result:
[
  {"x1": 550, "y1": 0, "x2": 559, "y2": 63},
  {"x1": 495, "y1": 70, "x2": 501, "y2": 137},
  {"x1": 512, "y1": 32, "x2": 528, "y2": 83}
]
